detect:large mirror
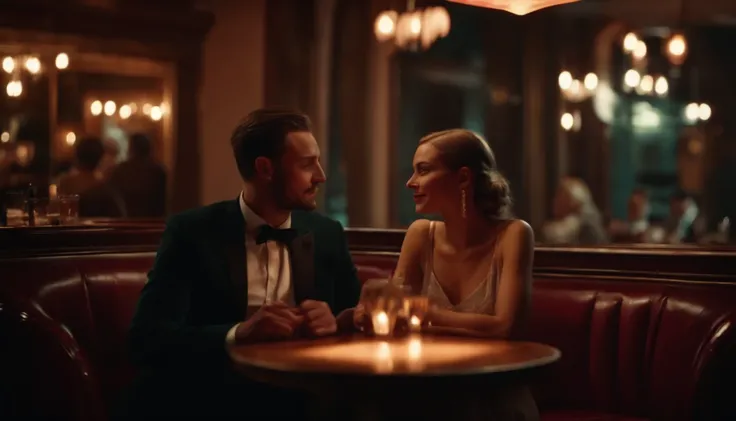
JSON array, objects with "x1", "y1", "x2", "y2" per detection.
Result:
[{"x1": 1, "y1": 42, "x2": 175, "y2": 220}]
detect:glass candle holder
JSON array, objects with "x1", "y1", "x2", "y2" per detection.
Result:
[
  {"x1": 360, "y1": 278, "x2": 405, "y2": 338},
  {"x1": 402, "y1": 295, "x2": 430, "y2": 333}
]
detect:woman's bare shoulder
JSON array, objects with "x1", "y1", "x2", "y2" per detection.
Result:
[
  {"x1": 405, "y1": 219, "x2": 433, "y2": 244},
  {"x1": 499, "y1": 219, "x2": 534, "y2": 250}
]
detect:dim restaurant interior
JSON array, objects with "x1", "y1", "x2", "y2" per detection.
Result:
[{"x1": 0, "y1": 0, "x2": 735, "y2": 420}]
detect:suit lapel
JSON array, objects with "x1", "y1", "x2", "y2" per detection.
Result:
[
  {"x1": 290, "y1": 213, "x2": 316, "y2": 304},
  {"x1": 222, "y1": 198, "x2": 247, "y2": 317}
]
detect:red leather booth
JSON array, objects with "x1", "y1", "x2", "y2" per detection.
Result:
[{"x1": 1, "y1": 226, "x2": 735, "y2": 421}]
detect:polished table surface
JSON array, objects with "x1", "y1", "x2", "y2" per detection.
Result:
[
  {"x1": 230, "y1": 334, "x2": 560, "y2": 420},
  {"x1": 229, "y1": 333, "x2": 560, "y2": 381}
]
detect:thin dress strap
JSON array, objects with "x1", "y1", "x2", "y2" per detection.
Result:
[
  {"x1": 422, "y1": 221, "x2": 436, "y2": 286},
  {"x1": 427, "y1": 221, "x2": 436, "y2": 264}
]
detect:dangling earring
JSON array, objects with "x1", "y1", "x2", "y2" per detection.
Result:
[{"x1": 461, "y1": 189, "x2": 467, "y2": 219}]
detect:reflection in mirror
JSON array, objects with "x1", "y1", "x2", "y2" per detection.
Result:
[
  {"x1": 1, "y1": 47, "x2": 173, "y2": 226},
  {"x1": 547, "y1": 20, "x2": 736, "y2": 247}
]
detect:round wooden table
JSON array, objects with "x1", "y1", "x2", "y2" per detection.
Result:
[{"x1": 229, "y1": 334, "x2": 560, "y2": 420}]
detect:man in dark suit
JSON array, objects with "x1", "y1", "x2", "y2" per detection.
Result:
[{"x1": 121, "y1": 108, "x2": 361, "y2": 420}]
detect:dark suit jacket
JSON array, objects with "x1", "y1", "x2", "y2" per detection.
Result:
[{"x1": 122, "y1": 198, "x2": 360, "y2": 419}]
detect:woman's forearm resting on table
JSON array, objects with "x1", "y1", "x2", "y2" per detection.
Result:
[{"x1": 427, "y1": 308, "x2": 514, "y2": 339}]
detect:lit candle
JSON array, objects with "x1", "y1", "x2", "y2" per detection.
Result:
[
  {"x1": 373, "y1": 311, "x2": 390, "y2": 336},
  {"x1": 409, "y1": 315, "x2": 421, "y2": 329},
  {"x1": 48, "y1": 184, "x2": 57, "y2": 199}
]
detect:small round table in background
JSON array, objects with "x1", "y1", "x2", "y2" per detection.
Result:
[{"x1": 229, "y1": 334, "x2": 560, "y2": 420}]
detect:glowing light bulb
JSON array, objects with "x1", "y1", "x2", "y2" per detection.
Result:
[
  {"x1": 2, "y1": 56, "x2": 15, "y2": 73},
  {"x1": 65, "y1": 132, "x2": 76, "y2": 146},
  {"x1": 623, "y1": 32, "x2": 638, "y2": 52},
  {"x1": 90, "y1": 100, "x2": 102, "y2": 116},
  {"x1": 55, "y1": 53, "x2": 69, "y2": 70},
  {"x1": 104, "y1": 101, "x2": 116, "y2": 116},
  {"x1": 558, "y1": 71, "x2": 573, "y2": 90},
  {"x1": 119, "y1": 105, "x2": 132, "y2": 119},
  {"x1": 150, "y1": 106, "x2": 163, "y2": 121},
  {"x1": 24, "y1": 57, "x2": 41, "y2": 74},
  {"x1": 374, "y1": 11, "x2": 397, "y2": 41}
]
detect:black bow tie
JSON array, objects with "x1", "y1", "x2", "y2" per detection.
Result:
[{"x1": 255, "y1": 225, "x2": 298, "y2": 245}]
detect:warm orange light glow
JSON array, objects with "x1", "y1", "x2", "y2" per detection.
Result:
[
  {"x1": 447, "y1": 0, "x2": 581, "y2": 16},
  {"x1": 297, "y1": 338, "x2": 497, "y2": 373},
  {"x1": 665, "y1": 33, "x2": 687, "y2": 66}
]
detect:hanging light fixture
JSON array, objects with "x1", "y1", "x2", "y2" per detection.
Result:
[
  {"x1": 446, "y1": 0, "x2": 581, "y2": 16},
  {"x1": 374, "y1": 0, "x2": 451, "y2": 51}
]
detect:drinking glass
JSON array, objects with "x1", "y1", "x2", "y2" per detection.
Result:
[{"x1": 58, "y1": 194, "x2": 79, "y2": 224}]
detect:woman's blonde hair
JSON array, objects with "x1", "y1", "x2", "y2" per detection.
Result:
[{"x1": 419, "y1": 129, "x2": 513, "y2": 220}]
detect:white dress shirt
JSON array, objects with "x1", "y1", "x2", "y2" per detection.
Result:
[
  {"x1": 240, "y1": 195, "x2": 294, "y2": 307},
  {"x1": 226, "y1": 193, "x2": 294, "y2": 343}
]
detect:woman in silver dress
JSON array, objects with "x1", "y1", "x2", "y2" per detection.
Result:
[{"x1": 394, "y1": 128, "x2": 538, "y2": 421}]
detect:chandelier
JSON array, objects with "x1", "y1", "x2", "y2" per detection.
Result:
[
  {"x1": 374, "y1": 0, "x2": 451, "y2": 51},
  {"x1": 447, "y1": 0, "x2": 580, "y2": 16}
]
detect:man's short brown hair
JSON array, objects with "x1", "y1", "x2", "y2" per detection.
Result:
[{"x1": 230, "y1": 108, "x2": 312, "y2": 180}]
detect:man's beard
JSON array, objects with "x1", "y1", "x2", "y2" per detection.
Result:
[{"x1": 272, "y1": 172, "x2": 317, "y2": 211}]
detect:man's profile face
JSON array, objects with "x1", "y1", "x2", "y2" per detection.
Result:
[{"x1": 272, "y1": 131, "x2": 326, "y2": 210}]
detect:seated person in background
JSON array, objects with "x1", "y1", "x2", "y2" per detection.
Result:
[
  {"x1": 389, "y1": 129, "x2": 538, "y2": 421},
  {"x1": 98, "y1": 138, "x2": 120, "y2": 177},
  {"x1": 56, "y1": 136, "x2": 126, "y2": 217},
  {"x1": 662, "y1": 191, "x2": 700, "y2": 244},
  {"x1": 108, "y1": 133, "x2": 167, "y2": 217},
  {"x1": 609, "y1": 188, "x2": 654, "y2": 243},
  {"x1": 120, "y1": 108, "x2": 361, "y2": 421},
  {"x1": 542, "y1": 177, "x2": 608, "y2": 245},
  {"x1": 57, "y1": 136, "x2": 106, "y2": 195}
]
